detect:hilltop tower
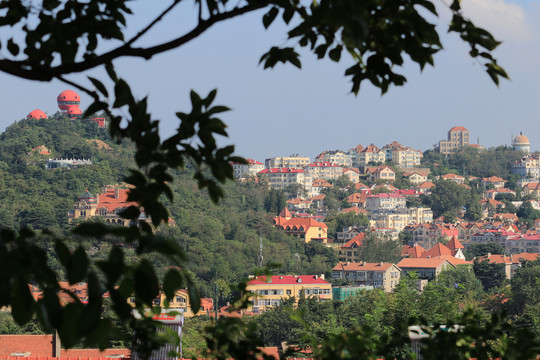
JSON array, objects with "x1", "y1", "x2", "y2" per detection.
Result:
[
  {"x1": 57, "y1": 90, "x2": 82, "y2": 119},
  {"x1": 513, "y1": 132, "x2": 530, "y2": 154}
]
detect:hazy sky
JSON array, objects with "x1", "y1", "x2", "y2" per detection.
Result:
[{"x1": 1, "y1": 0, "x2": 539, "y2": 162}]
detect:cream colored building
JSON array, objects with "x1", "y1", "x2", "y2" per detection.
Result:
[
  {"x1": 332, "y1": 262, "x2": 401, "y2": 292},
  {"x1": 257, "y1": 168, "x2": 312, "y2": 191},
  {"x1": 356, "y1": 144, "x2": 386, "y2": 166},
  {"x1": 369, "y1": 208, "x2": 433, "y2": 231},
  {"x1": 305, "y1": 162, "x2": 344, "y2": 180},
  {"x1": 315, "y1": 150, "x2": 353, "y2": 167},
  {"x1": 265, "y1": 156, "x2": 310, "y2": 169},
  {"x1": 232, "y1": 158, "x2": 264, "y2": 179},
  {"x1": 404, "y1": 172, "x2": 428, "y2": 185},
  {"x1": 439, "y1": 126, "x2": 470, "y2": 155},
  {"x1": 365, "y1": 193, "x2": 406, "y2": 211},
  {"x1": 246, "y1": 275, "x2": 332, "y2": 311},
  {"x1": 128, "y1": 289, "x2": 214, "y2": 318},
  {"x1": 392, "y1": 147, "x2": 423, "y2": 168}
]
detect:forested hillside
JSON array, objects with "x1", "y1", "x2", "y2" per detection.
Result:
[{"x1": 0, "y1": 117, "x2": 336, "y2": 301}]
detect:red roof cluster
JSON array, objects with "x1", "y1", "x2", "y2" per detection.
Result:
[
  {"x1": 258, "y1": 168, "x2": 305, "y2": 174},
  {"x1": 247, "y1": 275, "x2": 329, "y2": 285}
]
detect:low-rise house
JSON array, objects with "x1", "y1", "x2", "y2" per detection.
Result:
[
  {"x1": 404, "y1": 172, "x2": 429, "y2": 185},
  {"x1": 482, "y1": 176, "x2": 507, "y2": 189},
  {"x1": 493, "y1": 213, "x2": 519, "y2": 223},
  {"x1": 343, "y1": 168, "x2": 361, "y2": 183},
  {"x1": 484, "y1": 188, "x2": 516, "y2": 200},
  {"x1": 440, "y1": 173, "x2": 465, "y2": 184},
  {"x1": 402, "y1": 243, "x2": 427, "y2": 258},
  {"x1": 479, "y1": 199, "x2": 505, "y2": 215},
  {"x1": 353, "y1": 182, "x2": 372, "y2": 193},
  {"x1": 456, "y1": 222, "x2": 485, "y2": 242},
  {"x1": 231, "y1": 158, "x2": 264, "y2": 179},
  {"x1": 341, "y1": 206, "x2": 368, "y2": 215},
  {"x1": 365, "y1": 165, "x2": 396, "y2": 182},
  {"x1": 312, "y1": 178, "x2": 333, "y2": 196},
  {"x1": 404, "y1": 223, "x2": 458, "y2": 249},
  {"x1": 273, "y1": 209, "x2": 328, "y2": 243},
  {"x1": 397, "y1": 258, "x2": 455, "y2": 280},
  {"x1": 286, "y1": 198, "x2": 312, "y2": 211},
  {"x1": 128, "y1": 289, "x2": 213, "y2": 317},
  {"x1": 345, "y1": 192, "x2": 369, "y2": 208},
  {"x1": 338, "y1": 233, "x2": 365, "y2": 262},
  {"x1": 365, "y1": 193, "x2": 406, "y2": 211},
  {"x1": 417, "y1": 181, "x2": 436, "y2": 195},
  {"x1": 246, "y1": 275, "x2": 332, "y2": 311},
  {"x1": 336, "y1": 226, "x2": 364, "y2": 243},
  {"x1": 332, "y1": 262, "x2": 401, "y2": 292}
]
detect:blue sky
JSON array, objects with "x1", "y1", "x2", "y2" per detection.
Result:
[{"x1": 1, "y1": 0, "x2": 539, "y2": 162}]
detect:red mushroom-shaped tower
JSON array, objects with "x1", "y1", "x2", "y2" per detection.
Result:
[
  {"x1": 27, "y1": 109, "x2": 47, "y2": 120},
  {"x1": 57, "y1": 90, "x2": 82, "y2": 119}
]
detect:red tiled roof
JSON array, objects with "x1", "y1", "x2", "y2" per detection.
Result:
[
  {"x1": 246, "y1": 158, "x2": 263, "y2": 165},
  {"x1": 441, "y1": 173, "x2": 464, "y2": 179},
  {"x1": 342, "y1": 233, "x2": 366, "y2": 248},
  {"x1": 97, "y1": 189, "x2": 136, "y2": 212},
  {"x1": 279, "y1": 207, "x2": 292, "y2": 218},
  {"x1": 312, "y1": 179, "x2": 333, "y2": 187},
  {"x1": 402, "y1": 244, "x2": 426, "y2": 258},
  {"x1": 418, "y1": 181, "x2": 435, "y2": 189},
  {"x1": 341, "y1": 206, "x2": 367, "y2": 214},
  {"x1": 482, "y1": 176, "x2": 505, "y2": 183},
  {"x1": 421, "y1": 243, "x2": 453, "y2": 258},
  {"x1": 247, "y1": 275, "x2": 329, "y2": 285},
  {"x1": 62, "y1": 349, "x2": 130, "y2": 358},
  {"x1": 0, "y1": 335, "x2": 53, "y2": 357},
  {"x1": 446, "y1": 236, "x2": 464, "y2": 250},
  {"x1": 450, "y1": 126, "x2": 468, "y2": 131}
]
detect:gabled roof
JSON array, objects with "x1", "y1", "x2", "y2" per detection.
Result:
[
  {"x1": 341, "y1": 206, "x2": 368, "y2": 214},
  {"x1": 482, "y1": 176, "x2": 505, "y2": 183},
  {"x1": 345, "y1": 193, "x2": 368, "y2": 204},
  {"x1": 441, "y1": 173, "x2": 465, "y2": 180},
  {"x1": 418, "y1": 181, "x2": 435, "y2": 189},
  {"x1": 342, "y1": 233, "x2": 366, "y2": 248},
  {"x1": 421, "y1": 243, "x2": 453, "y2": 258},
  {"x1": 312, "y1": 179, "x2": 333, "y2": 187},
  {"x1": 97, "y1": 188, "x2": 136, "y2": 212},
  {"x1": 446, "y1": 236, "x2": 464, "y2": 250},
  {"x1": 449, "y1": 126, "x2": 468, "y2": 131},
  {"x1": 402, "y1": 244, "x2": 426, "y2": 258}
]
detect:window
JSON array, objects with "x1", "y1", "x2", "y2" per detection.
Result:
[{"x1": 286, "y1": 289, "x2": 291, "y2": 295}]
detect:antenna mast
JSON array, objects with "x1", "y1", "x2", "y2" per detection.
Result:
[{"x1": 259, "y1": 234, "x2": 263, "y2": 266}]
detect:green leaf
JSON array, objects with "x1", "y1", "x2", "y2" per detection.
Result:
[
  {"x1": 88, "y1": 76, "x2": 109, "y2": 97},
  {"x1": 67, "y1": 246, "x2": 89, "y2": 285},
  {"x1": 163, "y1": 269, "x2": 183, "y2": 300},
  {"x1": 120, "y1": 205, "x2": 141, "y2": 220},
  {"x1": 11, "y1": 278, "x2": 34, "y2": 325},
  {"x1": 263, "y1": 7, "x2": 279, "y2": 29},
  {"x1": 134, "y1": 259, "x2": 159, "y2": 306},
  {"x1": 7, "y1": 38, "x2": 19, "y2": 56}
]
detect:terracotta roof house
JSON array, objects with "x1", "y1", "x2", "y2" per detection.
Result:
[
  {"x1": 332, "y1": 262, "x2": 401, "y2": 292},
  {"x1": 397, "y1": 257, "x2": 455, "y2": 280},
  {"x1": 272, "y1": 212, "x2": 328, "y2": 243},
  {"x1": 440, "y1": 173, "x2": 465, "y2": 184},
  {"x1": 402, "y1": 243, "x2": 426, "y2": 258},
  {"x1": 338, "y1": 233, "x2": 366, "y2": 263},
  {"x1": 482, "y1": 176, "x2": 507, "y2": 189}
]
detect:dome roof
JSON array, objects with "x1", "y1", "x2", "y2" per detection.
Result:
[
  {"x1": 57, "y1": 90, "x2": 80, "y2": 103},
  {"x1": 67, "y1": 107, "x2": 82, "y2": 115},
  {"x1": 78, "y1": 189, "x2": 96, "y2": 202},
  {"x1": 27, "y1": 109, "x2": 47, "y2": 120},
  {"x1": 513, "y1": 133, "x2": 530, "y2": 146}
]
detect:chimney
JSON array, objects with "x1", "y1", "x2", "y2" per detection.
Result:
[
  {"x1": 115, "y1": 188, "x2": 120, "y2": 199},
  {"x1": 487, "y1": 253, "x2": 491, "y2": 257},
  {"x1": 52, "y1": 331, "x2": 61, "y2": 357},
  {"x1": 320, "y1": 274, "x2": 325, "y2": 280}
]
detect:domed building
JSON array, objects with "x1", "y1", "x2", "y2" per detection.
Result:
[
  {"x1": 27, "y1": 109, "x2": 47, "y2": 120},
  {"x1": 513, "y1": 132, "x2": 530, "y2": 154},
  {"x1": 57, "y1": 89, "x2": 82, "y2": 119}
]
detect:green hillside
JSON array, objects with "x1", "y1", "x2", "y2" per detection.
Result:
[{"x1": 0, "y1": 116, "x2": 336, "y2": 301}]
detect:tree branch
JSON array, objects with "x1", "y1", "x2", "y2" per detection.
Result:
[{"x1": 0, "y1": 2, "x2": 269, "y2": 82}]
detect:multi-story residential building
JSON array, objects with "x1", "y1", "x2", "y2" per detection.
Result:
[
  {"x1": 403, "y1": 223, "x2": 458, "y2": 249},
  {"x1": 484, "y1": 188, "x2": 516, "y2": 200},
  {"x1": 365, "y1": 193, "x2": 406, "y2": 212},
  {"x1": 265, "y1": 156, "x2": 310, "y2": 169},
  {"x1": 332, "y1": 262, "x2": 401, "y2": 292},
  {"x1": 246, "y1": 275, "x2": 332, "y2": 311},
  {"x1": 257, "y1": 168, "x2": 312, "y2": 191},
  {"x1": 356, "y1": 144, "x2": 386, "y2": 166},
  {"x1": 68, "y1": 187, "x2": 138, "y2": 225},
  {"x1": 336, "y1": 227, "x2": 364, "y2": 244},
  {"x1": 439, "y1": 126, "x2": 470, "y2": 155},
  {"x1": 506, "y1": 234, "x2": 540, "y2": 254},
  {"x1": 392, "y1": 147, "x2": 423, "y2": 168},
  {"x1": 128, "y1": 290, "x2": 214, "y2": 318},
  {"x1": 522, "y1": 182, "x2": 540, "y2": 199},
  {"x1": 311, "y1": 178, "x2": 333, "y2": 196},
  {"x1": 511, "y1": 154, "x2": 540, "y2": 179},
  {"x1": 345, "y1": 192, "x2": 369, "y2": 208},
  {"x1": 231, "y1": 158, "x2": 264, "y2": 179},
  {"x1": 368, "y1": 208, "x2": 433, "y2": 231},
  {"x1": 456, "y1": 222, "x2": 485, "y2": 242},
  {"x1": 365, "y1": 165, "x2": 396, "y2": 182},
  {"x1": 273, "y1": 208, "x2": 328, "y2": 243},
  {"x1": 305, "y1": 162, "x2": 343, "y2": 181},
  {"x1": 315, "y1": 150, "x2": 353, "y2": 167},
  {"x1": 338, "y1": 234, "x2": 365, "y2": 262},
  {"x1": 397, "y1": 258, "x2": 455, "y2": 280}
]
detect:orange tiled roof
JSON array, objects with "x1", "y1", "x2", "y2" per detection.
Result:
[
  {"x1": 482, "y1": 176, "x2": 505, "y2": 183},
  {"x1": 450, "y1": 126, "x2": 468, "y2": 131},
  {"x1": 341, "y1": 206, "x2": 367, "y2": 214},
  {"x1": 421, "y1": 243, "x2": 453, "y2": 258},
  {"x1": 446, "y1": 236, "x2": 464, "y2": 250},
  {"x1": 312, "y1": 179, "x2": 333, "y2": 187},
  {"x1": 418, "y1": 181, "x2": 435, "y2": 189},
  {"x1": 402, "y1": 244, "x2": 426, "y2": 258},
  {"x1": 97, "y1": 188, "x2": 136, "y2": 212}
]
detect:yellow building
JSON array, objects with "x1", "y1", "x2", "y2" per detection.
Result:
[
  {"x1": 246, "y1": 275, "x2": 332, "y2": 311},
  {"x1": 273, "y1": 208, "x2": 328, "y2": 243},
  {"x1": 332, "y1": 262, "x2": 401, "y2": 292},
  {"x1": 128, "y1": 289, "x2": 214, "y2": 318}
]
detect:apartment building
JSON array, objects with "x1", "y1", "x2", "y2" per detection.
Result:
[
  {"x1": 439, "y1": 126, "x2": 470, "y2": 155},
  {"x1": 315, "y1": 150, "x2": 353, "y2": 167},
  {"x1": 397, "y1": 258, "x2": 455, "y2": 280},
  {"x1": 246, "y1": 275, "x2": 332, "y2": 311},
  {"x1": 365, "y1": 193, "x2": 406, "y2": 211},
  {"x1": 265, "y1": 156, "x2": 310, "y2": 169},
  {"x1": 332, "y1": 262, "x2": 401, "y2": 292},
  {"x1": 305, "y1": 162, "x2": 344, "y2": 181},
  {"x1": 231, "y1": 158, "x2": 264, "y2": 179},
  {"x1": 257, "y1": 168, "x2": 312, "y2": 190}
]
